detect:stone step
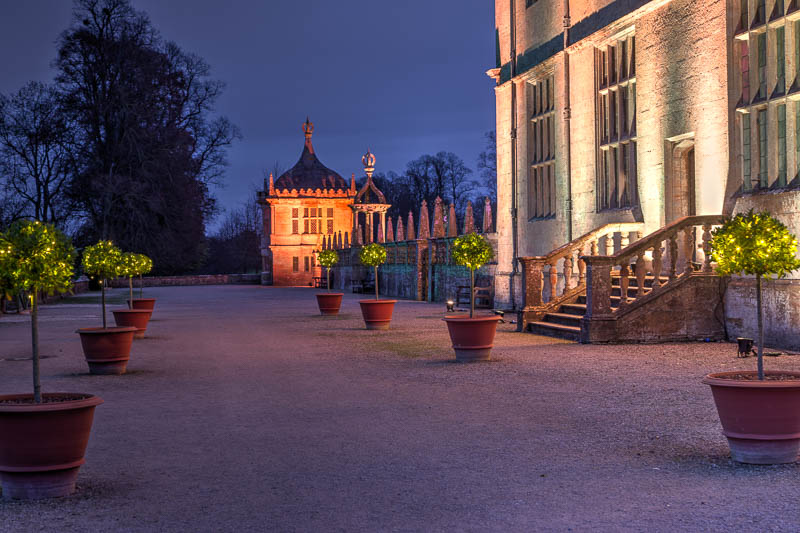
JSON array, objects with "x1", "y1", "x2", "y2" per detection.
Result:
[
  {"x1": 610, "y1": 274, "x2": 670, "y2": 288},
  {"x1": 526, "y1": 321, "x2": 581, "y2": 342},
  {"x1": 560, "y1": 303, "x2": 587, "y2": 316},
  {"x1": 542, "y1": 312, "x2": 582, "y2": 327}
]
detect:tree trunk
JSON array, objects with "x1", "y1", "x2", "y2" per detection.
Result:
[
  {"x1": 327, "y1": 267, "x2": 331, "y2": 293},
  {"x1": 129, "y1": 277, "x2": 133, "y2": 309},
  {"x1": 139, "y1": 274, "x2": 144, "y2": 298},
  {"x1": 32, "y1": 292, "x2": 41, "y2": 403},
  {"x1": 470, "y1": 268, "x2": 475, "y2": 318},
  {"x1": 374, "y1": 266, "x2": 379, "y2": 300},
  {"x1": 757, "y1": 274, "x2": 764, "y2": 380},
  {"x1": 101, "y1": 280, "x2": 107, "y2": 329}
]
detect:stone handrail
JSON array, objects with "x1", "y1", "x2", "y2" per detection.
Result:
[
  {"x1": 517, "y1": 222, "x2": 644, "y2": 320},
  {"x1": 582, "y1": 214, "x2": 724, "y2": 319}
]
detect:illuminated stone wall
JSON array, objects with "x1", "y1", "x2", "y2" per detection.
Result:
[{"x1": 493, "y1": 0, "x2": 731, "y2": 309}]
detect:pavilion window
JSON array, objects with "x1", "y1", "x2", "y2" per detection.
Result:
[
  {"x1": 596, "y1": 32, "x2": 638, "y2": 211},
  {"x1": 292, "y1": 257, "x2": 299, "y2": 272},
  {"x1": 756, "y1": 0, "x2": 766, "y2": 25},
  {"x1": 527, "y1": 74, "x2": 556, "y2": 219},
  {"x1": 304, "y1": 257, "x2": 310, "y2": 272},
  {"x1": 292, "y1": 208, "x2": 299, "y2": 234}
]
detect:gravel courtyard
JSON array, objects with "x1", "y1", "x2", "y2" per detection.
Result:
[{"x1": 1, "y1": 285, "x2": 799, "y2": 532}]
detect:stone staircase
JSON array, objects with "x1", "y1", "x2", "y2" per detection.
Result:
[
  {"x1": 517, "y1": 215, "x2": 726, "y2": 344},
  {"x1": 526, "y1": 272, "x2": 668, "y2": 341}
]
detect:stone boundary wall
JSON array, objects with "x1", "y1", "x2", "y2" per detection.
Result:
[
  {"x1": 724, "y1": 278, "x2": 800, "y2": 351},
  {"x1": 331, "y1": 234, "x2": 498, "y2": 304},
  {"x1": 108, "y1": 274, "x2": 261, "y2": 288}
]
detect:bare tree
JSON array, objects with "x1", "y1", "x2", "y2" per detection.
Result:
[
  {"x1": 55, "y1": 0, "x2": 239, "y2": 273},
  {"x1": 0, "y1": 82, "x2": 75, "y2": 227},
  {"x1": 476, "y1": 130, "x2": 497, "y2": 203}
]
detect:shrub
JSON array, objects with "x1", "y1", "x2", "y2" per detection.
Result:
[
  {"x1": 711, "y1": 211, "x2": 800, "y2": 379},
  {"x1": 451, "y1": 233, "x2": 494, "y2": 317}
]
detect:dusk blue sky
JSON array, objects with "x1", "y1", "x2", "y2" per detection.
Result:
[{"x1": 0, "y1": 1, "x2": 496, "y2": 230}]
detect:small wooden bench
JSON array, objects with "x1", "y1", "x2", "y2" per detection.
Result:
[
  {"x1": 455, "y1": 286, "x2": 492, "y2": 309},
  {"x1": 351, "y1": 279, "x2": 375, "y2": 294}
]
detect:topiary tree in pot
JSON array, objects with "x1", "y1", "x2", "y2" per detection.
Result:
[
  {"x1": 703, "y1": 210, "x2": 800, "y2": 464},
  {"x1": 315, "y1": 249, "x2": 342, "y2": 315},
  {"x1": 451, "y1": 232, "x2": 494, "y2": 318},
  {"x1": 76, "y1": 241, "x2": 137, "y2": 374},
  {"x1": 444, "y1": 232, "x2": 500, "y2": 362},
  {"x1": 0, "y1": 220, "x2": 103, "y2": 500},
  {"x1": 357, "y1": 243, "x2": 396, "y2": 330},
  {"x1": 111, "y1": 252, "x2": 153, "y2": 339},
  {"x1": 130, "y1": 253, "x2": 154, "y2": 309}
]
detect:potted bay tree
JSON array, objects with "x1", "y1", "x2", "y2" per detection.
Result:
[
  {"x1": 443, "y1": 232, "x2": 501, "y2": 362},
  {"x1": 112, "y1": 252, "x2": 153, "y2": 338},
  {"x1": 76, "y1": 241, "x2": 137, "y2": 374},
  {"x1": 128, "y1": 253, "x2": 155, "y2": 310},
  {"x1": 357, "y1": 243, "x2": 396, "y2": 330},
  {"x1": 0, "y1": 220, "x2": 103, "y2": 500},
  {"x1": 315, "y1": 249, "x2": 343, "y2": 315},
  {"x1": 703, "y1": 211, "x2": 800, "y2": 464}
]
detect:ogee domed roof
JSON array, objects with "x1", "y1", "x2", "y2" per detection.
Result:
[{"x1": 274, "y1": 118, "x2": 348, "y2": 191}]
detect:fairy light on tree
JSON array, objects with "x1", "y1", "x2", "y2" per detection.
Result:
[
  {"x1": 711, "y1": 211, "x2": 800, "y2": 379},
  {"x1": 451, "y1": 232, "x2": 494, "y2": 318},
  {"x1": 82, "y1": 241, "x2": 123, "y2": 329},
  {"x1": 317, "y1": 249, "x2": 339, "y2": 293},
  {"x1": 359, "y1": 243, "x2": 387, "y2": 300},
  {"x1": 0, "y1": 220, "x2": 75, "y2": 403}
]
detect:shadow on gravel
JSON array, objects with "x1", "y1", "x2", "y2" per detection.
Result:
[
  {"x1": 639, "y1": 442, "x2": 800, "y2": 477},
  {"x1": 424, "y1": 359, "x2": 504, "y2": 366},
  {"x1": 0, "y1": 354, "x2": 58, "y2": 362},
  {"x1": 52, "y1": 369, "x2": 159, "y2": 378},
  {"x1": 0, "y1": 477, "x2": 124, "y2": 509}
]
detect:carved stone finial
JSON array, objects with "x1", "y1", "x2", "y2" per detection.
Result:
[
  {"x1": 432, "y1": 197, "x2": 445, "y2": 238},
  {"x1": 447, "y1": 204, "x2": 458, "y2": 237},
  {"x1": 463, "y1": 201, "x2": 475, "y2": 234},
  {"x1": 302, "y1": 117, "x2": 314, "y2": 153},
  {"x1": 344, "y1": 231, "x2": 350, "y2": 248},
  {"x1": 377, "y1": 217, "x2": 385, "y2": 243},
  {"x1": 268, "y1": 173, "x2": 274, "y2": 195},
  {"x1": 482, "y1": 197, "x2": 493, "y2": 233},
  {"x1": 418, "y1": 200, "x2": 430, "y2": 240},
  {"x1": 362, "y1": 148, "x2": 376, "y2": 178},
  {"x1": 350, "y1": 173, "x2": 356, "y2": 194},
  {"x1": 406, "y1": 211, "x2": 415, "y2": 242},
  {"x1": 302, "y1": 117, "x2": 314, "y2": 137},
  {"x1": 386, "y1": 217, "x2": 394, "y2": 243},
  {"x1": 396, "y1": 217, "x2": 405, "y2": 241}
]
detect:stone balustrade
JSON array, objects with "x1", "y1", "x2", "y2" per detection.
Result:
[{"x1": 517, "y1": 222, "x2": 644, "y2": 328}]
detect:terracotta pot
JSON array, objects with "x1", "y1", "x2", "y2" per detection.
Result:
[
  {"x1": 128, "y1": 298, "x2": 156, "y2": 311},
  {"x1": 316, "y1": 293, "x2": 343, "y2": 315},
  {"x1": 76, "y1": 327, "x2": 137, "y2": 375},
  {"x1": 112, "y1": 309, "x2": 152, "y2": 339},
  {"x1": 0, "y1": 393, "x2": 103, "y2": 500},
  {"x1": 703, "y1": 371, "x2": 800, "y2": 464},
  {"x1": 358, "y1": 300, "x2": 397, "y2": 330},
  {"x1": 443, "y1": 315, "x2": 502, "y2": 362}
]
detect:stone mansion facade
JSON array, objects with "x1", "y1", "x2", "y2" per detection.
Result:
[{"x1": 492, "y1": 0, "x2": 800, "y2": 348}]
